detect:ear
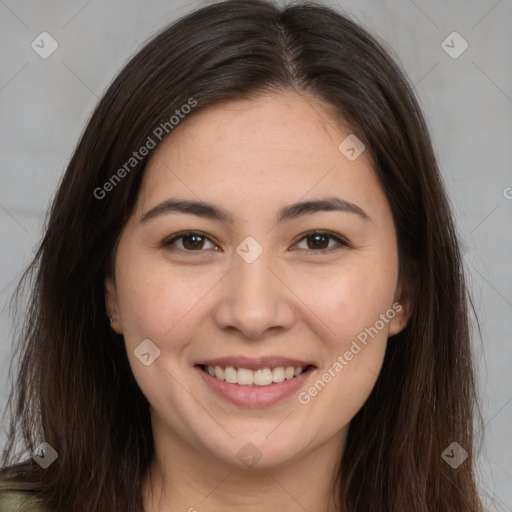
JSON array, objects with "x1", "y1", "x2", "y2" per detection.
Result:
[
  {"x1": 388, "y1": 274, "x2": 415, "y2": 337},
  {"x1": 105, "y1": 275, "x2": 123, "y2": 334}
]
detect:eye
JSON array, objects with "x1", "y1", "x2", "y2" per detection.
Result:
[
  {"x1": 292, "y1": 231, "x2": 349, "y2": 253},
  {"x1": 163, "y1": 231, "x2": 219, "y2": 252},
  {"x1": 163, "y1": 230, "x2": 349, "y2": 254}
]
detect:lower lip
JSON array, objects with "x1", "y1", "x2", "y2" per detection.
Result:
[{"x1": 195, "y1": 366, "x2": 315, "y2": 408}]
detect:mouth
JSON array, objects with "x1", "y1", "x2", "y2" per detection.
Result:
[{"x1": 194, "y1": 357, "x2": 317, "y2": 408}]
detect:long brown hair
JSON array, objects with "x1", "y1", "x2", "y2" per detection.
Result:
[{"x1": 1, "y1": 1, "x2": 483, "y2": 510}]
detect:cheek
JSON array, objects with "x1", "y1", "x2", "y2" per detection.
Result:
[
  {"x1": 115, "y1": 254, "x2": 213, "y2": 348},
  {"x1": 291, "y1": 259, "x2": 398, "y2": 348},
  {"x1": 304, "y1": 343, "x2": 387, "y2": 438},
  {"x1": 291, "y1": 261, "x2": 396, "y2": 414},
  {"x1": 113, "y1": 258, "x2": 209, "y2": 419}
]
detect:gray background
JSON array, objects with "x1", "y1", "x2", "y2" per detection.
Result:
[{"x1": 0, "y1": 0, "x2": 510, "y2": 509}]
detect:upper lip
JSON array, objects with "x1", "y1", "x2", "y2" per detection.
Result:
[{"x1": 196, "y1": 356, "x2": 316, "y2": 371}]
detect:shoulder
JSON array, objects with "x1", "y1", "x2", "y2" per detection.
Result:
[{"x1": 0, "y1": 481, "x2": 50, "y2": 512}]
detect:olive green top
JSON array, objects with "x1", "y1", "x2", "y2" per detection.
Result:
[{"x1": 0, "y1": 482, "x2": 50, "y2": 512}]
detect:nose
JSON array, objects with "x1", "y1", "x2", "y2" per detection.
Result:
[{"x1": 212, "y1": 250, "x2": 296, "y2": 340}]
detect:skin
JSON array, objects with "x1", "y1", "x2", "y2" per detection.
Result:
[{"x1": 105, "y1": 90, "x2": 411, "y2": 511}]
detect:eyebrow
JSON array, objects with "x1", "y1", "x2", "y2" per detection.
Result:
[{"x1": 139, "y1": 196, "x2": 369, "y2": 224}]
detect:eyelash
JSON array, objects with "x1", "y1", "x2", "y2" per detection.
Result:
[{"x1": 162, "y1": 230, "x2": 350, "y2": 254}]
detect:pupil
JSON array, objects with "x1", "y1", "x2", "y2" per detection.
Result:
[
  {"x1": 184, "y1": 235, "x2": 204, "y2": 250},
  {"x1": 309, "y1": 234, "x2": 328, "y2": 249}
]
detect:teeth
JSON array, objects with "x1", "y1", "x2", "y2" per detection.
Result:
[
  {"x1": 254, "y1": 368, "x2": 273, "y2": 386},
  {"x1": 272, "y1": 367, "x2": 285, "y2": 383},
  {"x1": 215, "y1": 366, "x2": 224, "y2": 380},
  {"x1": 224, "y1": 366, "x2": 237, "y2": 384},
  {"x1": 237, "y1": 368, "x2": 254, "y2": 385},
  {"x1": 284, "y1": 367, "x2": 295, "y2": 380},
  {"x1": 205, "y1": 365, "x2": 307, "y2": 386}
]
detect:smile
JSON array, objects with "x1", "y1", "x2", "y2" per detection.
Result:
[
  {"x1": 199, "y1": 364, "x2": 311, "y2": 386},
  {"x1": 194, "y1": 357, "x2": 316, "y2": 407}
]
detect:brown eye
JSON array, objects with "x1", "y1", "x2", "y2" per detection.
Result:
[
  {"x1": 293, "y1": 231, "x2": 348, "y2": 253},
  {"x1": 306, "y1": 233, "x2": 330, "y2": 250},
  {"x1": 182, "y1": 234, "x2": 206, "y2": 250},
  {"x1": 164, "y1": 232, "x2": 218, "y2": 252}
]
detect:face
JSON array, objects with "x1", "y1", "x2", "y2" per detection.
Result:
[{"x1": 105, "y1": 91, "x2": 409, "y2": 469}]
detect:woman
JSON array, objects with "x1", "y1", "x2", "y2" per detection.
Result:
[{"x1": 0, "y1": 0, "x2": 483, "y2": 510}]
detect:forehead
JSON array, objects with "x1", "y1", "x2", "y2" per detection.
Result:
[
  {"x1": 151, "y1": 91, "x2": 358, "y2": 166},
  {"x1": 137, "y1": 91, "x2": 383, "y2": 219}
]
